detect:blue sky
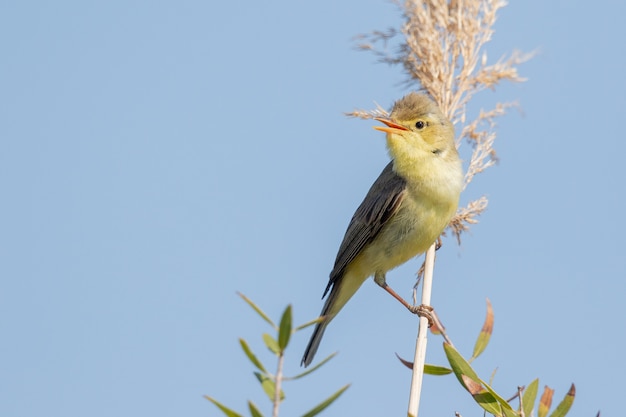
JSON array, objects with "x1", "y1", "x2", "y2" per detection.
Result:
[{"x1": 2, "y1": 1, "x2": 625, "y2": 416}]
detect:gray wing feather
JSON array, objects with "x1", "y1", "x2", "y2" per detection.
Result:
[{"x1": 322, "y1": 161, "x2": 407, "y2": 298}]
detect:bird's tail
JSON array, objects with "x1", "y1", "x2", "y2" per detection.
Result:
[
  {"x1": 300, "y1": 291, "x2": 335, "y2": 367},
  {"x1": 301, "y1": 315, "x2": 330, "y2": 367},
  {"x1": 301, "y1": 272, "x2": 366, "y2": 367}
]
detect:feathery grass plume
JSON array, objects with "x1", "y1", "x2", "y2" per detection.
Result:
[{"x1": 349, "y1": 0, "x2": 533, "y2": 244}]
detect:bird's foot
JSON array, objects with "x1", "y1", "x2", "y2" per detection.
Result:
[{"x1": 408, "y1": 304, "x2": 434, "y2": 327}]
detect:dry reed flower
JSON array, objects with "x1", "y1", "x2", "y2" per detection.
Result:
[{"x1": 348, "y1": 0, "x2": 533, "y2": 245}]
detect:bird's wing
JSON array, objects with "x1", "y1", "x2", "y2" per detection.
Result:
[{"x1": 322, "y1": 161, "x2": 407, "y2": 298}]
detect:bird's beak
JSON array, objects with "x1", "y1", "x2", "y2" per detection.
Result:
[{"x1": 373, "y1": 117, "x2": 409, "y2": 134}]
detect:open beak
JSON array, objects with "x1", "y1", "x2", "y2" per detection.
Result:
[{"x1": 373, "y1": 117, "x2": 409, "y2": 134}]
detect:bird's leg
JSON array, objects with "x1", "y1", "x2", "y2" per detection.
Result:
[
  {"x1": 374, "y1": 272, "x2": 411, "y2": 308},
  {"x1": 435, "y1": 236, "x2": 443, "y2": 251},
  {"x1": 374, "y1": 272, "x2": 434, "y2": 326}
]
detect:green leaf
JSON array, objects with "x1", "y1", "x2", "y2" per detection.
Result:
[
  {"x1": 301, "y1": 384, "x2": 350, "y2": 417},
  {"x1": 294, "y1": 316, "x2": 325, "y2": 332},
  {"x1": 459, "y1": 374, "x2": 505, "y2": 417},
  {"x1": 488, "y1": 367, "x2": 498, "y2": 386},
  {"x1": 239, "y1": 338, "x2": 267, "y2": 373},
  {"x1": 254, "y1": 372, "x2": 284, "y2": 402},
  {"x1": 393, "y1": 354, "x2": 451, "y2": 374},
  {"x1": 262, "y1": 333, "x2": 280, "y2": 354},
  {"x1": 503, "y1": 406, "x2": 519, "y2": 417},
  {"x1": 247, "y1": 401, "x2": 264, "y2": 417},
  {"x1": 548, "y1": 384, "x2": 575, "y2": 417},
  {"x1": 471, "y1": 298, "x2": 493, "y2": 361},
  {"x1": 254, "y1": 372, "x2": 274, "y2": 401},
  {"x1": 481, "y1": 380, "x2": 516, "y2": 414},
  {"x1": 237, "y1": 292, "x2": 276, "y2": 329},
  {"x1": 443, "y1": 342, "x2": 483, "y2": 390},
  {"x1": 278, "y1": 305, "x2": 292, "y2": 351},
  {"x1": 204, "y1": 396, "x2": 244, "y2": 417},
  {"x1": 424, "y1": 364, "x2": 453, "y2": 375},
  {"x1": 444, "y1": 343, "x2": 514, "y2": 415},
  {"x1": 522, "y1": 379, "x2": 539, "y2": 417},
  {"x1": 290, "y1": 352, "x2": 337, "y2": 380}
]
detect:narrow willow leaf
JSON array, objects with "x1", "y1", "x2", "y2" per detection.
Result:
[
  {"x1": 278, "y1": 305, "x2": 292, "y2": 350},
  {"x1": 503, "y1": 406, "x2": 519, "y2": 417},
  {"x1": 481, "y1": 379, "x2": 516, "y2": 413},
  {"x1": 301, "y1": 384, "x2": 350, "y2": 417},
  {"x1": 395, "y1": 352, "x2": 413, "y2": 370},
  {"x1": 237, "y1": 292, "x2": 276, "y2": 329},
  {"x1": 471, "y1": 298, "x2": 494, "y2": 361},
  {"x1": 394, "y1": 352, "x2": 451, "y2": 374},
  {"x1": 444, "y1": 342, "x2": 484, "y2": 389},
  {"x1": 444, "y1": 343, "x2": 514, "y2": 413},
  {"x1": 204, "y1": 396, "x2": 244, "y2": 417},
  {"x1": 254, "y1": 372, "x2": 279, "y2": 401},
  {"x1": 462, "y1": 375, "x2": 485, "y2": 395},
  {"x1": 262, "y1": 333, "x2": 280, "y2": 354},
  {"x1": 548, "y1": 384, "x2": 575, "y2": 417},
  {"x1": 538, "y1": 386, "x2": 555, "y2": 417},
  {"x1": 522, "y1": 379, "x2": 539, "y2": 417},
  {"x1": 424, "y1": 364, "x2": 452, "y2": 375},
  {"x1": 239, "y1": 338, "x2": 267, "y2": 373},
  {"x1": 291, "y1": 352, "x2": 337, "y2": 380},
  {"x1": 248, "y1": 400, "x2": 264, "y2": 417},
  {"x1": 294, "y1": 316, "x2": 325, "y2": 332},
  {"x1": 460, "y1": 375, "x2": 504, "y2": 416},
  {"x1": 489, "y1": 367, "x2": 499, "y2": 386}
]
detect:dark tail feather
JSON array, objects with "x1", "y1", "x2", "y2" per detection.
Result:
[
  {"x1": 301, "y1": 318, "x2": 329, "y2": 367},
  {"x1": 301, "y1": 283, "x2": 341, "y2": 367}
]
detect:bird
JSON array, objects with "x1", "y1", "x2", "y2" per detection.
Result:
[{"x1": 301, "y1": 92, "x2": 463, "y2": 367}]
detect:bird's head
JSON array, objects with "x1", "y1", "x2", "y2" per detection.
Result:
[{"x1": 374, "y1": 93, "x2": 456, "y2": 164}]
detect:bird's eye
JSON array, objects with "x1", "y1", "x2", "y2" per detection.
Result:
[{"x1": 415, "y1": 121, "x2": 425, "y2": 129}]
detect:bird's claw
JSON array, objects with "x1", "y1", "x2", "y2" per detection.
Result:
[{"x1": 409, "y1": 304, "x2": 434, "y2": 327}]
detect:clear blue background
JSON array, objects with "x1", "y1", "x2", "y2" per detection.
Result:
[{"x1": 1, "y1": 1, "x2": 623, "y2": 416}]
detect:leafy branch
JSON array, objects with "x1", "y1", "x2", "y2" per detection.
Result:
[{"x1": 205, "y1": 293, "x2": 349, "y2": 417}]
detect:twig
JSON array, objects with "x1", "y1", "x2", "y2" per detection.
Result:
[
  {"x1": 272, "y1": 352, "x2": 284, "y2": 417},
  {"x1": 518, "y1": 386, "x2": 525, "y2": 417}
]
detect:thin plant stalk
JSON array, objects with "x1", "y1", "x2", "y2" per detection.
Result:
[
  {"x1": 273, "y1": 352, "x2": 284, "y2": 417},
  {"x1": 407, "y1": 242, "x2": 436, "y2": 417}
]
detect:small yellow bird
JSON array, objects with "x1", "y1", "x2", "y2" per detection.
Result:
[{"x1": 301, "y1": 93, "x2": 463, "y2": 367}]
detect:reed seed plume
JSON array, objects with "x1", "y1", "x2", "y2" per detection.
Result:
[{"x1": 348, "y1": 0, "x2": 533, "y2": 244}]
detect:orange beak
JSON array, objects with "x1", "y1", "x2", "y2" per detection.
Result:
[{"x1": 373, "y1": 117, "x2": 409, "y2": 134}]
